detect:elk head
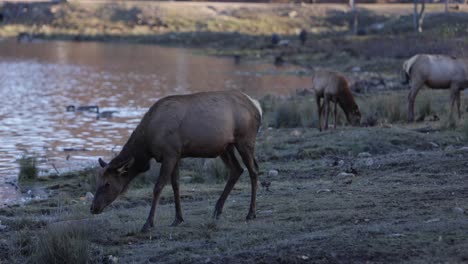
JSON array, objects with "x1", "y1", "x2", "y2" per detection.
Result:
[{"x1": 90, "y1": 157, "x2": 135, "y2": 214}]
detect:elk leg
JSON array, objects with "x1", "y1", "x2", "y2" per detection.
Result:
[
  {"x1": 170, "y1": 162, "x2": 184, "y2": 227},
  {"x1": 214, "y1": 146, "x2": 244, "y2": 219},
  {"x1": 449, "y1": 84, "x2": 460, "y2": 119},
  {"x1": 324, "y1": 95, "x2": 330, "y2": 130},
  {"x1": 334, "y1": 101, "x2": 337, "y2": 129},
  {"x1": 235, "y1": 142, "x2": 259, "y2": 221},
  {"x1": 408, "y1": 78, "x2": 423, "y2": 122},
  {"x1": 456, "y1": 90, "x2": 461, "y2": 119},
  {"x1": 142, "y1": 157, "x2": 178, "y2": 232},
  {"x1": 315, "y1": 95, "x2": 322, "y2": 131}
]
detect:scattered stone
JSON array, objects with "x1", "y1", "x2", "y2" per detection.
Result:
[
  {"x1": 406, "y1": 148, "x2": 416, "y2": 154},
  {"x1": 351, "y1": 66, "x2": 361, "y2": 72},
  {"x1": 458, "y1": 147, "x2": 468, "y2": 152},
  {"x1": 288, "y1": 11, "x2": 297, "y2": 18},
  {"x1": 343, "y1": 178, "x2": 353, "y2": 184},
  {"x1": 445, "y1": 145, "x2": 455, "y2": 152},
  {"x1": 298, "y1": 255, "x2": 309, "y2": 260},
  {"x1": 85, "y1": 192, "x2": 94, "y2": 201},
  {"x1": 268, "y1": 169, "x2": 279, "y2": 177},
  {"x1": 357, "y1": 152, "x2": 372, "y2": 158},
  {"x1": 108, "y1": 255, "x2": 118, "y2": 264},
  {"x1": 364, "y1": 158, "x2": 374, "y2": 167},
  {"x1": 338, "y1": 160, "x2": 345, "y2": 167},
  {"x1": 453, "y1": 207, "x2": 465, "y2": 214},
  {"x1": 259, "y1": 210, "x2": 274, "y2": 215},
  {"x1": 387, "y1": 233, "x2": 405, "y2": 237},
  {"x1": 336, "y1": 172, "x2": 354, "y2": 179},
  {"x1": 290, "y1": 129, "x2": 301, "y2": 137},
  {"x1": 429, "y1": 142, "x2": 439, "y2": 148},
  {"x1": 424, "y1": 218, "x2": 440, "y2": 223},
  {"x1": 278, "y1": 39, "x2": 290, "y2": 46},
  {"x1": 316, "y1": 188, "x2": 331, "y2": 194}
]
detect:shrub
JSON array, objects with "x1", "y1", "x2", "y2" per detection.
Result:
[
  {"x1": 191, "y1": 158, "x2": 228, "y2": 183},
  {"x1": 18, "y1": 154, "x2": 38, "y2": 183},
  {"x1": 32, "y1": 223, "x2": 93, "y2": 264},
  {"x1": 273, "y1": 100, "x2": 302, "y2": 128}
]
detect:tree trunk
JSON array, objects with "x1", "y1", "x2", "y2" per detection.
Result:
[
  {"x1": 413, "y1": 0, "x2": 419, "y2": 32},
  {"x1": 413, "y1": 0, "x2": 426, "y2": 33},
  {"x1": 418, "y1": 0, "x2": 425, "y2": 33},
  {"x1": 350, "y1": 0, "x2": 358, "y2": 35}
]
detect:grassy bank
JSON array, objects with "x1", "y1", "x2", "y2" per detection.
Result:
[
  {"x1": 1, "y1": 92, "x2": 468, "y2": 263},
  {"x1": 2, "y1": 2, "x2": 468, "y2": 73}
]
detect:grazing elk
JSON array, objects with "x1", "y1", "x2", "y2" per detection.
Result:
[
  {"x1": 90, "y1": 90, "x2": 262, "y2": 232},
  {"x1": 403, "y1": 54, "x2": 468, "y2": 122},
  {"x1": 312, "y1": 70, "x2": 361, "y2": 131}
]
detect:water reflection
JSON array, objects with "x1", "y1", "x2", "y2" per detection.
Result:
[{"x1": 0, "y1": 40, "x2": 310, "y2": 205}]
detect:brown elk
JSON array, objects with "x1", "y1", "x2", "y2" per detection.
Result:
[
  {"x1": 403, "y1": 54, "x2": 468, "y2": 122},
  {"x1": 90, "y1": 90, "x2": 262, "y2": 232},
  {"x1": 312, "y1": 70, "x2": 361, "y2": 131}
]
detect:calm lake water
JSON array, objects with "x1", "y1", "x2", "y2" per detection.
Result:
[{"x1": 0, "y1": 39, "x2": 310, "y2": 205}]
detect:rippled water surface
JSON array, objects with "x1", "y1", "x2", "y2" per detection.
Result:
[{"x1": 0, "y1": 40, "x2": 310, "y2": 205}]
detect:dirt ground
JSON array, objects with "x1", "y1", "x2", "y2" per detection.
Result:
[{"x1": 1, "y1": 123, "x2": 468, "y2": 263}]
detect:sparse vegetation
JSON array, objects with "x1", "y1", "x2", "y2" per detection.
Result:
[
  {"x1": 32, "y1": 222, "x2": 95, "y2": 264},
  {"x1": 18, "y1": 154, "x2": 38, "y2": 183}
]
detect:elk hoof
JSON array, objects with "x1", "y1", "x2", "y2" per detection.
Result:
[
  {"x1": 141, "y1": 222, "x2": 153, "y2": 233},
  {"x1": 246, "y1": 212, "x2": 256, "y2": 221},
  {"x1": 170, "y1": 217, "x2": 184, "y2": 227},
  {"x1": 213, "y1": 208, "x2": 222, "y2": 220}
]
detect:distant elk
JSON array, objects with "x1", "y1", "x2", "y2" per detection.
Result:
[
  {"x1": 90, "y1": 90, "x2": 262, "y2": 232},
  {"x1": 311, "y1": 70, "x2": 361, "y2": 131},
  {"x1": 403, "y1": 54, "x2": 468, "y2": 122},
  {"x1": 299, "y1": 29, "x2": 307, "y2": 45}
]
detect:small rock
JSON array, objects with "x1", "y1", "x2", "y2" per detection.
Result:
[
  {"x1": 387, "y1": 233, "x2": 405, "y2": 237},
  {"x1": 85, "y1": 192, "x2": 94, "y2": 201},
  {"x1": 290, "y1": 129, "x2": 301, "y2": 137},
  {"x1": 316, "y1": 188, "x2": 331, "y2": 194},
  {"x1": 429, "y1": 142, "x2": 439, "y2": 148},
  {"x1": 406, "y1": 148, "x2": 416, "y2": 154},
  {"x1": 298, "y1": 255, "x2": 309, "y2": 260},
  {"x1": 364, "y1": 158, "x2": 374, "y2": 166},
  {"x1": 108, "y1": 255, "x2": 118, "y2": 264},
  {"x1": 445, "y1": 145, "x2": 455, "y2": 152},
  {"x1": 453, "y1": 207, "x2": 465, "y2": 214},
  {"x1": 338, "y1": 160, "x2": 345, "y2": 167},
  {"x1": 351, "y1": 66, "x2": 361, "y2": 72},
  {"x1": 288, "y1": 11, "x2": 297, "y2": 18},
  {"x1": 458, "y1": 147, "x2": 468, "y2": 152},
  {"x1": 27, "y1": 190, "x2": 32, "y2": 195},
  {"x1": 268, "y1": 169, "x2": 279, "y2": 177},
  {"x1": 336, "y1": 172, "x2": 354, "y2": 179},
  {"x1": 259, "y1": 210, "x2": 274, "y2": 215},
  {"x1": 357, "y1": 152, "x2": 372, "y2": 158},
  {"x1": 343, "y1": 178, "x2": 353, "y2": 184},
  {"x1": 424, "y1": 218, "x2": 440, "y2": 223},
  {"x1": 0, "y1": 220, "x2": 7, "y2": 231}
]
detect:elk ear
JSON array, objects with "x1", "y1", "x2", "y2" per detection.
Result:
[
  {"x1": 117, "y1": 157, "x2": 135, "y2": 174},
  {"x1": 98, "y1": 158, "x2": 108, "y2": 168}
]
